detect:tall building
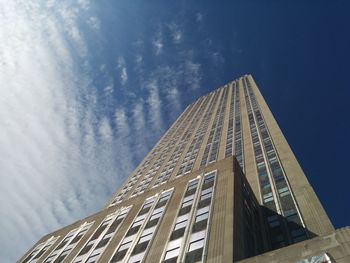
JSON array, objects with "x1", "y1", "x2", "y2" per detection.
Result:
[{"x1": 19, "y1": 75, "x2": 349, "y2": 263}]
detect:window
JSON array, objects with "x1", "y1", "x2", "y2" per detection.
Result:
[
  {"x1": 128, "y1": 252, "x2": 146, "y2": 263},
  {"x1": 174, "y1": 214, "x2": 189, "y2": 230},
  {"x1": 263, "y1": 192, "x2": 274, "y2": 203},
  {"x1": 203, "y1": 172, "x2": 215, "y2": 184},
  {"x1": 132, "y1": 215, "x2": 146, "y2": 228},
  {"x1": 182, "y1": 195, "x2": 194, "y2": 208},
  {"x1": 278, "y1": 187, "x2": 290, "y2": 197},
  {"x1": 144, "y1": 198, "x2": 155, "y2": 208},
  {"x1": 200, "y1": 187, "x2": 213, "y2": 200},
  {"x1": 150, "y1": 207, "x2": 164, "y2": 221},
  {"x1": 86, "y1": 253, "x2": 99, "y2": 263},
  {"x1": 188, "y1": 230, "x2": 206, "y2": 252},
  {"x1": 119, "y1": 234, "x2": 135, "y2": 251},
  {"x1": 164, "y1": 238, "x2": 182, "y2": 260},
  {"x1": 195, "y1": 207, "x2": 209, "y2": 223},
  {"x1": 159, "y1": 191, "x2": 172, "y2": 203},
  {"x1": 187, "y1": 180, "x2": 198, "y2": 191},
  {"x1": 138, "y1": 226, "x2": 156, "y2": 244}
]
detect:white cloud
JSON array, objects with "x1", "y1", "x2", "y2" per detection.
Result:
[
  {"x1": 185, "y1": 59, "x2": 202, "y2": 90},
  {"x1": 146, "y1": 80, "x2": 164, "y2": 130},
  {"x1": 117, "y1": 56, "x2": 128, "y2": 85},
  {"x1": 78, "y1": 0, "x2": 90, "y2": 10},
  {"x1": 0, "y1": 1, "x2": 205, "y2": 262},
  {"x1": 104, "y1": 84, "x2": 114, "y2": 96},
  {"x1": 121, "y1": 68, "x2": 128, "y2": 84},
  {"x1": 115, "y1": 108, "x2": 130, "y2": 135},
  {"x1": 166, "y1": 87, "x2": 181, "y2": 112},
  {"x1": 132, "y1": 101, "x2": 146, "y2": 132},
  {"x1": 57, "y1": 5, "x2": 88, "y2": 58},
  {"x1": 0, "y1": 1, "x2": 129, "y2": 262},
  {"x1": 98, "y1": 117, "x2": 113, "y2": 140},
  {"x1": 152, "y1": 30, "x2": 163, "y2": 55},
  {"x1": 87, "y1": 16, "x2": 101, "y2": 30},
  {"x1": 168, "y1": 23, "x2": 183, "y2": 43}
]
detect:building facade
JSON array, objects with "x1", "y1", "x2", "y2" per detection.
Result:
[{"x1": 19, "y1": 75, "x2": 349, "y2": 263}]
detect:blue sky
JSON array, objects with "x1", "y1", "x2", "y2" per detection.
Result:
[{"x1": 0, "y1": 1, "x2": 349, "y2": 262}]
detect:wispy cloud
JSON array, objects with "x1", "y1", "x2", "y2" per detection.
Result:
[
  {"x1": 77, "y1": 0, "x2": 90, "y2": 10},
  {"x1": 166, "y1": 87, "x2": 181, "y2": 112},
  {"x1": 136, "y1": 54, "x2": 143, "y2": 65},
  {"x1": 57, "y1": 5, "x2": 88, "y2": 58},
  {"x1": 117, "y1": 56, "x2": 128, "y2": 85},
  {"x1": 185, "y1": 59, "x2": 202, "y2": 90},
  {"x1": 196, "y1": 12, "x2": 204, "y2": 22},
  {"x1": 87, "y1": 16, "x2": 101, "y2": 30},
  {"x1": 152, "y1": 29, "x2": 164, "y2": 55},
  {"x1": 0, "y1": 1, "x2": 220, "y2": 262},
  {"x1": 211, "y1": 51, "x2": 225, "y2": 67},
  {"x1": 115, "y1": 108, "x2": 130, "y2": 134},
  {"x1": 146, "y1": 80, "x2": 164, "y2": 130},
  {"x1": 98, "y1": 117, "x2": 113, "y2": 140},
  {"x1": 132, "y1": 101, "x2": 146, "y2": 132},
  {"x1": 168, "y1": 23, "x2": 183, "y2": 43},
  {"x1": 131, "y1": 101, "x2": 149, "y2": 159},
  {"x1": 0, "y1": 1, "x2": 133, "y2": 262}
]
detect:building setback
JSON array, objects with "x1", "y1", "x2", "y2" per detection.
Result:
[{"x1": 19, "y1": 75, "x2": 350, "y2": 263}]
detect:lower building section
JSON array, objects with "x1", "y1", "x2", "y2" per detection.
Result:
[
  {"x1": 18, "y1": 157, "x2": 349, "y2": 263},
  {"x1": 237, "y1": 227, "x2": 350, "y2": 263}
]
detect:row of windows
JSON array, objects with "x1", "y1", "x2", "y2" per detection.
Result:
[
  {"x1": 243, "y1": 78, "x2": 287, "y2": 249},
  {"x1": 23, "y1": 171, "x2": 218, "y2": 263},
  {"x1": 152, "y1": 95, "x2": 213, "y2": 186},
  {"x1": 139, "y1": 97, "x2": 209, "y2": 192},
  {"x1": 110, "y1": 100, "x2": 201, "y2": 204},
  {"x1": 225, "y1": 81, "x2": 244, "y2": 170},
  {"x1": 21, "y1": 236, "x2": 60, "y2": 263},
  {"x1": 175, "y1": 91, "x2": 220, "y2": 178},
  {"x1": 130, "y1": 100, "x2": 204, "y2": 197},
  {"x1": 73, "y1": 207, "x2": 131, "y2": 263},
  {"x1": 110, "y1": 189, "x2": 173, "y2": 263},
  {"x1": 162, "y1": 171, "x2": 216, "y2": 263},
  {"x1": 243, "y1": 77, "x2": 307, "y2": 247},
  {"x1": 200, "y1": 87, "x2": 229, "y2": 167},
  {"x1": 42, "y1": 222, "x2": 93, "y2": 263}
]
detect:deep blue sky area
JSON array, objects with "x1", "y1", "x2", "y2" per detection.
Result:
[{"x1": 1, "y1": 1, "x2": 349, "y2": 262}]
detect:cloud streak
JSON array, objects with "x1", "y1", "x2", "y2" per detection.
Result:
[
  {"x1": 152, "y1": 29, "x2": 164, "y2": 55},
  {"x1": 0, "y1": 1, "x2": 135, "y2": 262},
  {"x1": 117, "y1": 56, "x2": 128, "y2": 85},
  {"x1": 168, "y1": 23, "x2": 183, "y2": 43},
  {"x1": 0, "y1": 1, "x2": 212, "y2": 262}
]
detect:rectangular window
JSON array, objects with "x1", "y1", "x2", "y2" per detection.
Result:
[
  {"x1": 138, "y1": 226, "x2": 156, "y2": 244},
  {"x1": 195, "y1": 206, "x2": 209, "y2": 223},
  {"x1": 278, "y1": 187, "x2": 290, "y2": 197},
  {"x1": 200, "y1": 187, "x2": 213, "y2": 200},
  {"x1": 203, "y1": 172, "x2": 215, "y2": 183},
  {"x1": 164, "y1": 238, "x2": 182, "y2": 260},
  {"x1": 119, "y1": 235, "x2": 135, "y2": 251},
  {"x1": 263, "y1": 192, "x2": 274, "y2": 203},
  {"x1": 174, "y1": 214, "x2": 189, "y2": 230},
  {"x1": 188, "y1": 230, "x2": 206, "y2": 252}
]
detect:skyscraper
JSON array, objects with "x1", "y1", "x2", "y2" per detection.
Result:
[{"x1": 19, "y1": 75, "x2": 349, "y2": 263}]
